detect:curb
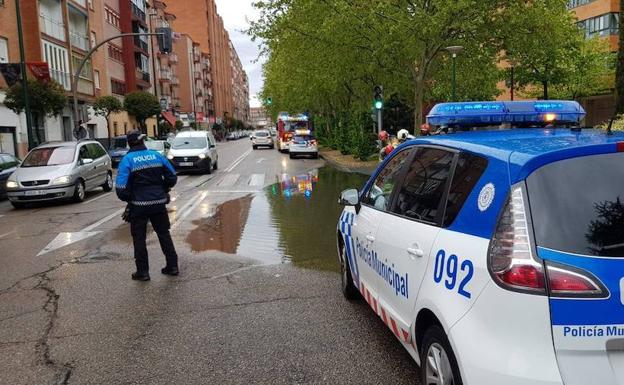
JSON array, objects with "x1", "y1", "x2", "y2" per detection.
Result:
[{"x1": 319, "y1": 151, "x2": 377, "y2": 176}]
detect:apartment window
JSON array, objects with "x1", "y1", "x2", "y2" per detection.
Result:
[
  {"x1": 113, "y1": 122, "x2": 118, "y2": 135},
  {"x1": 111, "y1": 79, "x2": 126, "y2": 95},
  {"x1": 94, "y1": 70, "x2": 100, "y2": 89},
  {"x1": 72, "y1": 55, "x2": 93, "y2": 80},
  {"x1": 567, "y1": 0, "x2": 597, "y2": 9},
  {"x1": 578, "y1": 13, "x2": 620, "y2": 38},
  {"x1": 105, "y1": 7, "x2": 120, "y2": 29},
  {"x1": 90, "y1": 31, "x2": 96, "y2": 47},
  {"x1": 42, "y1": 40, "x2": 70, "y2": 90},
  {"x1": 107, "y1": 43, "x2": 123, "y2": 62},
  {"x1": 0, "y1": 37, "x2": 8, "y2": 63}
]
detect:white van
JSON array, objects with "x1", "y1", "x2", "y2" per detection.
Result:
[{"x1": 167, "y1": 131, "x2": 218, "y2": 173}]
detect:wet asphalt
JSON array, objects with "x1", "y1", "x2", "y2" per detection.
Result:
[{"x1": 0, "y1": 139, "x2": 421, "y2": 384}]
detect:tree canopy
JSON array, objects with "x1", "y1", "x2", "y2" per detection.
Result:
[
  {"x1": 4, "y1": 79, "x2": 67, "y2": 118},
  {"x1": 123, "y1": 91, "x2": 160, "y2": 132}
]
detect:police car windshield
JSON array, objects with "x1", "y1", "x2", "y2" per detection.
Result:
[
  {"x1": 22, "y1": 147, "x2": 75, "y2": 167},
  {"x1": 172, "y1": 137, "x2": 207, "y2": 149},
  {"x1": 527, "y1": 152, "x2": 624, "y2": 257}
]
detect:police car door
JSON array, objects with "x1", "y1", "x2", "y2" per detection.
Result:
[
  {"x1": 375, "y1": 146, "x2": 456, "y2": 338},
  {"x1": 351, "y1": 148, "x2": 413, "y2": 302}
]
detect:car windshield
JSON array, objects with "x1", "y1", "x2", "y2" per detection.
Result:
[
  {"x1": 146, "y1": 141, "x2": 165, "y2": 151},
  {"x1": 172, "y1": 137, "x2": 208, "y2": 149},
  {"x1": 254, "y1": 131, "x2": 269, "y2": 137},
  {"x1": 22, "y1": 147, "x2": 75, "y2": 167},
  {"x1": 110, "y1": 138, "x2": 127, "y2": 150},
  {"x1": 527, "y1": 152, "x2": 624, "y2": 257}
]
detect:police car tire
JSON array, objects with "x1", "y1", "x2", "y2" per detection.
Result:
[
  {"x1": 340, "y1": 242, "x2": 359, "y2": 300},
  {"x1": 420, "y1": 325, "x2": 463, "y2": 385}
]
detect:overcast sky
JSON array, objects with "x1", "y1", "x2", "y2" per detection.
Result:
[{"x1": 214, "y1": 0, "x2": 264, "y2": 108}]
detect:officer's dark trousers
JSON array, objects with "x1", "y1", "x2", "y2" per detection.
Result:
[{"x1": 130, "y1": 206, "x2": 178, "y2": 275}]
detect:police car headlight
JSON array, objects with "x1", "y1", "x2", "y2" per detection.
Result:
[
  {"x1": 51, "y1": 176, "x2": 71, "y2": 185},
  {"x1": 198, "y1": 153, "x2": 207, "y2": 159},
  {"x1": 5, "y1": 180, "x2": 18, "y2": 189},
  {"x1": 167, "y1": 154, "x2": 174, "y2": 160}
]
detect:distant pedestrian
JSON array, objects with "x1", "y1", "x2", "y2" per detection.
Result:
[
  {"x1": 73, "y1": 120, "x2": 89, "y2": 140},
  {"x1": 116, "y1": 130, "x2": 179, "y2": 281}
]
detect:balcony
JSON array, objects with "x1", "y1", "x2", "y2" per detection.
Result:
[
  {"x1": 136, "y1": 69, "x2": 150, "y2": 83},
  {"x1": 168, "y1": 53, "x2": 178, "y2": 63},
  {"x1": 131, "y1": 3, "x2": 146, "y2": 24},
  {"x1": 70, "y1": 31, "x2": 89, "y2": 51},
  {"x1": 171, "y1": 76, "x2": 179, "y2": 86},
  {"x1": 133, "y1": 36, "x2": 149, "y2": 53},
  {"x1": 193, "y1": 53, "x2": 200, "y2": 63},
  {"x1": 194, "y1": 71, "x2": 201, "y2": 80},
  {"x1": 159, "y1": 68, "x2": 172, "y2": 82},
  {"x1": 49, "y1": 68, "x2": 71, "y2": 91},
  {"x1": 40, "y1": 15, "x2": 66, "y2": 42}
]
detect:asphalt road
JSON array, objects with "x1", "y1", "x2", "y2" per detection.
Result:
[{"x1": 0, "y1": 139, "x2": 421, "y2": 385}]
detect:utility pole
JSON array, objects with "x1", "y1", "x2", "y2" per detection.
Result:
[
  {"x1": 148, "y1": 12, "x2": 160, "y2": 137},
  {"x1": 15, "y1": 0, "x2": 35, "y2": 150},
  {"x1": 374, "y1": 85, "x2": 384, "y2": 134}
]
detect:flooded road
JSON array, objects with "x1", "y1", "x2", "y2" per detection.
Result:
[{"x1": 185, "y1": 166, "x2": 369, "y2": 271}]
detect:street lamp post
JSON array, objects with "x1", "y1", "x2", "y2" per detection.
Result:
[
  {"x1": 15, "y1": 0, "x2": 36, "y2": 150},
  {"x1": 446, "y1": 46, "x2": 464, "y2": 102}
]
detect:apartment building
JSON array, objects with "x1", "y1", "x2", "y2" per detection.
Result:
[
  {"x1": 230, "y1": 40, "x2": 249, "y2": 124},
  {"x1": 249, "y1": 106, "x2": 272, "y2": 130},
  {"x1": 569, "y1": 0, "x2": 620, "y2": 50},
  {"x1": 167, "y1": 0, "x2": 248, "y2": 125}
]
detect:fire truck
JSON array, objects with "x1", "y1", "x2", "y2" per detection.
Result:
[{"x1": 276, "y1": 112, "x2": 311, "y2": 153}]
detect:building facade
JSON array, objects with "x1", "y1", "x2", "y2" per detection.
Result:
[
  {"x1": 569, "y1": 0, "x2": 620, "y2": 50},
  {"x1": 249, "y1": 107, "x2": 272, "y2": 130}
]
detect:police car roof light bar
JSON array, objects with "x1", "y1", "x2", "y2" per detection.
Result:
[{"x1": 427, "y1": 100, "x2": 586, "y2": 127}]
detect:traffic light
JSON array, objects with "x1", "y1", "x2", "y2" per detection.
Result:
[
  {"x1": 266, "y1": 97, "x2": 273, "y2": 106},
  {"x1": 374, "y1": 85, "x2": 384, "y2": 110},
  {"x1": 155, "y1": 27, "x2": 173, "y2": 53}
]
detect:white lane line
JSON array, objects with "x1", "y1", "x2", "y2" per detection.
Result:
[
  {"x1": 208, "y1": 190, "x2": 260, "y2": 194},
  {"x1": 256, "y1": 158, "x2": 265, "y2": 164},
  {"x1": 249, "y1": 174, "x2": 265, "y2": 187},
  {"x1": 0, "y1": 230, "x2": 16, "y2": 239},
  {"x1": 218, "y1": 173, "x2": 240, "y2": 187},
  {"x1": 84, "y1": 192, "x2": 111, "y2": 204},
  {"x1": 171, "y1": 191, "x2": 208, "y2": 229},
  {"x1": 83, "y1": 208, "x2": 126, "y2": 232},
  {"x1": 224, "y1": 149, "x2": 252, "y2": 173}
]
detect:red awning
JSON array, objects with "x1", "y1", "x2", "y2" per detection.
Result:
[{"x1": 162, "y1": 111, "x2": 176, "y2": 126}]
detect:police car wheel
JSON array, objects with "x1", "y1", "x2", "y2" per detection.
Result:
[
  {"x1": 421, "y1": 326, "x2": 462, "y2": 385},
  {"x1": 339, "y1": 241, "x2": 359, "y2": 300}
]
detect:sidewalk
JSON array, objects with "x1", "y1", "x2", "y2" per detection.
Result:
[{"x1": 319, "y1": 148, "x2": 378, "y2": 175}]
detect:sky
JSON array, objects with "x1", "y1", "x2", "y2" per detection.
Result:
[{"x1": 214, "y1": 0, "x2": 264, "y2": 108}]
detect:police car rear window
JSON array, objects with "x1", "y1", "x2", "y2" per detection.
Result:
[{"x1": 527, "y1": 152, "x2": 624, "y2": 257}]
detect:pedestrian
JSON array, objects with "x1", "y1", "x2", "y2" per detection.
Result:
[
  {"x1": 115, "y1": 130, "x2": 179, "y2": 281},
  {"x1": 73, "y1": 120, "x2": 89, "y2": 140}
]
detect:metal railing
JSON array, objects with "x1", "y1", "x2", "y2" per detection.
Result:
[
  {"x1": 171, "y1": 76, "x2": 179, "y2": 85},
  {"x1": 131, "y1": 3, "x2": 146, "y2": 22},
  {"x1": 133, "y1": 36, "x2": 148, "y2": 52},
  {"x1": 49, "y1": 68, "x2": 71, "y2": 90},
  {"x1": 159, "y1": 68, "x2": 172, "y2": 81},
  {"x1": 136, "y1": 69, "x2": 150, "y2": 83},
  {"x1": 70, "y1": 31, "x2": 89, "y2": 51},
  {"x1": 40, "y1": 14, "x2": 66, "y2": 41}
]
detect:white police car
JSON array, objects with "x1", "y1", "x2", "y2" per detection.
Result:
[{"x1": 337, "y1": 100, "x2": 624, "y2": 385}]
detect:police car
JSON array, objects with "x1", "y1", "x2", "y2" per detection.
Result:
[{"x1": 337, "y1": 100, "x2": 624, "y2": 385}]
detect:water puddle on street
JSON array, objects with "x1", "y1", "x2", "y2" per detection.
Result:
[{"x1": 185, "y1": 167, "x2": 369, "y2": 271}]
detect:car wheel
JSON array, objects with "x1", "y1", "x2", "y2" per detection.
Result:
[
  {"x1": 205, "y1": 159, "x2": 212, "y2": 175},
  {"x1": 73, "y1": 181, "x2": 86, "y2": 203},
  {"x1": 289, "y1": 153, "x2": 295, "y2": 159},
  {"x1": 213, "y1": 161, "x2": 218, "y2": 171},
  {"x1": 102, "y1": 172, "x2": 113, "y2": 192},
  {"x1": 421, "y1": 325, "x2": 463, "y2": 385},
  {"x1": 11, "y1": 201, "x2": 26, "y2": 209},
  {"x1": 339, "y1": 240, "x2": 359, "y2": 300}
]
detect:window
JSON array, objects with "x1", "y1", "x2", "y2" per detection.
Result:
[
  {"x1": 393, "y1": 147, "x2": 455, "y2": 224},
  {"x1": 72, "y1": 55, "x2": 93, "y2": 80},
  {"x1": 22, "y1": 147, "x2": 75, "y2": 167},
  {"x1": 87, "y1": 143, "x2": 106, "y2": 158},
  {"x1": 107, "y1": 43, "x2": 123, "y2": 62},
  {"x1": 443, "y1": 152, "x2": 488, "y2": 227},
  {"x1": 105, "y1": 7, "x2": 120, "y2": 29},
  {"x1": 567, "y1": 0, "x2": 596, "y2": 9},
  {"x1": 0, "y1": 37, "x2": 8, "y2": 63},
  {"x1": 362, "y1": 149, "x2": 412, "y2": 211},
  {"x1": 111, "y1": 79, "x2": 126, "y2": 95},
  {"x1": 78, "y1": 145, "x2": 90, "y2": 160},
  {"x1": 578, "y1": 13, "x2": 619, "y2": 38},
  {"x1": 94, "y1": 70, "x2": 100, "y2": 89},
  {"x1": 0, "y1": 154, "x2": 19, "y2": 170}
]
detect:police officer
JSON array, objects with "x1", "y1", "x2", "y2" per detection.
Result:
[{"x1": 115, "y1": 130, "x2": 179, "y2": 281}]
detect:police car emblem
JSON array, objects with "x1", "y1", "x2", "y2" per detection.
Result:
[{"x1": 478, "y1": 183, "x2": 495, "y2": 212}]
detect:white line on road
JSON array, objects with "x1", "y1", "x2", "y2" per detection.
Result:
[
  {"x1": 171, "y1": 191, "x2": 208, "y2": 229},
  {"x1": 224, "y1": 149, "x2": 252, "y2": 173},
  {"x1": 218, "y1": 173, "x2": 240, "y2": 187},
  {"x1": 0, "y1": 230, "x2": 16, "y2": 239},
  {"x1": 84, "y1": 192, "x2": 111, "y2": 204},
  {"x1": 83, "y1": 208, "x2": 126, "y2": 232},
  {"x1": 249, "y1": 174, "x2": 265, "y2": 187},
  {"x1": 256, "y1": 158, "x2": 265, "y2": 164}
]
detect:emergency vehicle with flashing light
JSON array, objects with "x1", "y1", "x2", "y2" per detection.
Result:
[
  {"x1": 276, "y1": 112, "x2": 312, "y2": 153},
  {"x1": 337, "y1": 100, "x2": 624, "y2": 385}
]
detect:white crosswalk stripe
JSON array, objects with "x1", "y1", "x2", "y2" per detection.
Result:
[
  {"x1": 218, "y1": 173, "x2": 240, "y2": 187},
  {"x1": 249, "y1": 173, "x2": 265, "y2": 187}
]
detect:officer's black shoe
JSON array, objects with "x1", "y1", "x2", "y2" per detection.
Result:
[
  {"x1": 131, "y1": 272, "x2": 151, "y2": 281},
  {"x1": 161, "y1": 267, "x2": 179, "y2": 276}
]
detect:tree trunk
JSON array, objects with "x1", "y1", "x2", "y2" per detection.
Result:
[
  {"x1": 413, "y1": 74, "x2": 426, "y2": 134},
  {"x1": 106, "y1": 115, "x2": 111, "y2": 148},
  {"x1": 543, "y1": 81, "x2": 549, "y2": 100},
  {"x1": 616, "y1": 1, "x2": 624, "y2": 114}
]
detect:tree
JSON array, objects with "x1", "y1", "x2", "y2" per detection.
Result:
[
  {"x1": 4, "y1": 79, "x2": 67, "y2": 144},
  {"x1": 123, "y1": 91, "x2": 160, "y2": 133},
  {"x1": 616, "y1": 0, "x2": 624, "y2": 114},
  {"x1": 93, "y1": 96, "x2": 123, "y2": 144}
]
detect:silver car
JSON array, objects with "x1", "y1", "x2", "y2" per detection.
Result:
[{"x1": 6, "y1": 140, "x2": 113, "y2": 209}]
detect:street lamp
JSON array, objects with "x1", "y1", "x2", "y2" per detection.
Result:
[{"x1": 446, "y1": 46, "x2": 464, "y2": 101}]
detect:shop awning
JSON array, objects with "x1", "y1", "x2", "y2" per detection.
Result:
[{"x1": 162, "y1": 111, "x2": 176, "y2": 126}]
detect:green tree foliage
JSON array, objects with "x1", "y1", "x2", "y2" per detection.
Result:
[
  {"x1": 5, "y1": 79, "x2": 68, "y2": 144},
  {"x1": 123, "y1": 91, "x2": 160, "y2": 132},
  {"x1": 93, "y1": 95, "x2": 124, "y2": 143}
]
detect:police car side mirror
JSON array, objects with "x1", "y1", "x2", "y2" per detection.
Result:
[{"x1": 339, "y1": 189, "x2": 360, "y2": 212}]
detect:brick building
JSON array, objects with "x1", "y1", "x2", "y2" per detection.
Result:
[{"x1": 249, "y1": 106, "x2": 272, "y2": 130}]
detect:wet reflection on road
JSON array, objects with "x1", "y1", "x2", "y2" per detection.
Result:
[{"x1": 185, "y1": 167, "x2": 368, "y2": 271}]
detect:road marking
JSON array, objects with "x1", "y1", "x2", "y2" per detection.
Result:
[
  {"x1": 257, "y1": 158, "x2": 265, "y2": 164},
  {"x1": 0, "y1": 230, "x2": 15, "y2": 239},
  {"x1": 224, "y1": 149, "x2": 252, "y2": 173},
  {"x1": 218, "y1": 173, "x2": 240, "y2": 187},
  {"x1": 208, "y1": 190, "x2": 259, "y2": 194},
  {"x1": 83, "y1": 208, "x2": 126, "y2": 232},
  {"x1": 171, "y1": 191, "x2": 208, "y2": 229},
  {"x1": 249, "y1": 174, "x2": 265, "y2": 187},
  {"x1": 84, "y1": 192, "x2": 111, "y2": 204}
]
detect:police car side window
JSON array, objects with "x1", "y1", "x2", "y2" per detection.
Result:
[
  {"x1": 443, "y1": 153, "x2": 488, "y2": 227},
  {"x1": 361, "y1": 149, "x2": 411, "y2": 212},
  {"x1": 393, "y1": 147, "x2": 455, "y2": 224}
]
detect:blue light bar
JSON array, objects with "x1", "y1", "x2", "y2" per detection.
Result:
[{"x1": 427, "y1": 101, "x2": 586, "y2": 127}]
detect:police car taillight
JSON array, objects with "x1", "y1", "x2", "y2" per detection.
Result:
[
  {"x1": 488, "y1": 186, "x2": 546, "y2": 294},
  {"x1": 545, "y1": 263, "x2": 608, "y2": 298}
]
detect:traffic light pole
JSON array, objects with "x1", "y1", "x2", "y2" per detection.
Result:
[
  {"x1": 71, "y1": 32, "x2": 163, "y2": 138},
  {"x1": 377, "y1": 108, "x2": 382, "y2": 134},
  {"x1": 15, "y1": 0, "x2": 36, "y2": 150}
]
